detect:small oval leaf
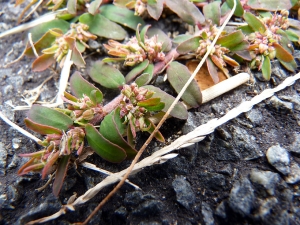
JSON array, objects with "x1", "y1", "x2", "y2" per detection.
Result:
[
  {"x1": 167, "y1": 61, "x2": 202, "y2": 108},
  {"x1": 70, "y1": 72, "x2": 103, "y2": 102},
  {"x1": 86, "y1": 124, "x2": 127, "y2": 163},
  {"x1": 176, "y1": 37, "x2": 200, "y2": 54},
  {"x1": 144, "y1": 85, "x2": 188, "y2": 120},
  {"x1": 126, "y1": 59, "x2": 149, "y2": 83},
  {"x1": 135, "y1": 63, "x2": 154, "y2": 87},
  {"x1": 90, "y1": 61, "x2": 125, "y2": 89},
  {"x1": 79, "y1": 13, "x2": 127, "y2": 40},
  {"x1": 24, "y1": 118, "x2": 62, "y2": 135},
  {"x1": 28, "y1": 105, "x2": 73, "y2": 131},
  {"x1": 243, "y1": 12, "x2": 266, "y2": 33},
  {"x1": 262, "y1": 55, "x2": 271, "y2": 81}
]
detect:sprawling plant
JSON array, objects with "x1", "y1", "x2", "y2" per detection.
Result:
[{"x1": 4, "y1": 0, "x2": 299, "y2": 202}]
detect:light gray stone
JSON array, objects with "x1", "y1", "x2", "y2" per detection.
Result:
[
  {"x1": 250, "y1": 169, "x2": 280, "y2": 195},
  {"x1": 229, "y1": 178, "x2": 255, "y2": 216},
  {"x1": 285, "y1": 161, "x2": 300, "y2": 184},
  {"x1": 266, "y1": 145, "x2": 290, "y2": 175},
  {"x1": 201, "y1": 202, "x2": 214, "y2": 225},
  {"x1": 172, "y1": 176, "x2": 195, "y2": 210},
  {"x1": 0, "y1": 142, "x2": 7, "y2": 175}
]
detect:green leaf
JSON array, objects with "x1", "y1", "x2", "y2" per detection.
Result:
[
  {"x1": 228, "y1": 40, "x2": 249, "y2": 52},
  {"x1": 216, "y1": 30, "x2": 245, "y2": 49},
  {"x1": 86, "y1": 124, "x2": 127, "y2": 162},
  {"x1": 165, "y1": 0, "x2": 205, "y2": 25},
  {"x1": 144, "y1": 85, "x2": 188, "y2": 120},
  {"x1": 273, "y1": 42, "x2": 294, "y2": 62},
  {"x1": 176, "y1": 37, "x2": 200, "y2": 54},
  {"x1": 88, "y1": 0, "x2": 102, "y2": 15},
  {"x1": 203, "y1": 1, "x2": 221, "y2": 26},
  {"x1": 70, "y1": 72, "x2": 103, "y2": 103},
  {"x1": 24, "y1": 118, "x2": 62, "y2": 135},
  {"x1": 140, "y1": 25, "x2": 151, "y2": 43},
  {"x1": 262, "y1": 55, "x2": 271, "y2": 81},
  {"x1": 102, "y1": 109, "x2": 137, "y2": 158},
  {"x1": 28, "y1": 105, "x2": 73, "y2": 131},
  {"x1": 243, "y1": 12, "x2": 266, "y2": 33},
  {"x1": 146, "y1": 27, "x2": 172, "y2": 52},
  {"x1": 32, "y1": 54, "x2": 56, "y2": 72},
  {"x1": 147, "y1": 0, "x2": 164, "y2": 20},
  {"x1": 135, "y1": 63, "x2": 154, "y2": 86},
  {"x1": 285, "y1": 30, "x2": 300, "y2": 42},
  {"x1": 79, "y1": 13, "x2": 127, "y2": 40},
  {"x1": 172, "y1": 34, "x2": 194, "y2": 45},
  {"x1": 279, "y1": 59, "x2": 297, "y2": 72},
  {"x1": 247, "y1": 0, "x2": 294, "y2": 11},
  {"x1": 126, "y1": 60, "x2": 149, "y2": 83},
  {"x1": 238, "y1": 25, "x2": 254, "y2": 35},
  {"x1": 137, "y1": 98, "x2": 165, "y2": 111},
  {"x1": 53, "y1": 155, "x2": 70, "y2": 196},
  {"x1": 89, "y1": 61, "x2": 125, "y2": 89},
  {"x1": 25, "y1": 28, "x2": 63, "y2": 57},
  {"x1": 100, "y1": 4, "x2": 145, "y2": 30},
  {"x1": 29, "y1": 19, "x2": 70, "y2": 43},
  {"x1": 167, "y1": 61, "x2": 202, "y2": 108},
  {"x1": 226, "y1": 0, "x2": 244, "y2": 17}
]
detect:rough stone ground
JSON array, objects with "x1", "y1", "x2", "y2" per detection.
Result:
[{"x1": 0, "y1": 1, "x2": 300, "y2": 225}]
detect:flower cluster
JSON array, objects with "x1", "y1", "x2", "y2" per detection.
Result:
[
  {"x1": 63, "y1": 94, "x2": 104, "y2": 125},
  {"x1": 42, "y1": 23, "x2": 96, "y2": 66},
  {"x1": 120, "y1": 83, "x2": 154, "y2": 133},
  {"x1": 104, "y1": 34, "x2": 165, "y2": 66},
  {"x1": 262, "y1": 10, "x2": 290, "y2": 32}
]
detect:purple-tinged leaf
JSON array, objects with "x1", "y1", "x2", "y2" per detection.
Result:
[
  {"x1": 32, "y1": 54, "x2": 56, "y2": 72},
  {"x1": 216, "y1": 30, "x2": 245, "y2": 49},
  {"x1": 86, "y1": 124, "x2": 127, "y2": 162},
  {"x1": 226, "y1": 0, "x2": 244, "y2": 17},
  {"x1": 144, "y1": 85, "x2": 188, "y2": 120},
  {"x1": 289, "y1": 19, "x2": 300, "y2": 29},
  {"x1": 70, "y1": 72, "x2": 103, "y2": 103},
  {"x1": 206, "y1": 57, "x2": 220, "y2": 84},
  {"x1": 90, "y1": 61, "x2": 125, "y2": 89},
  {"x1": 147, "y1": 0, "x2": 164, "y2": 20},
  {"x1": 165, "y1": 0, "x2": 205, "y2": 25},
  {"x1": 135, "y1": 63, "x2": 153, "y2": 87},
  {"x1": 243, "y1": 12, "x2": 266, "y2": 34},
  {"x1": 28, "y1": 105, "x2": 73, "y2": 131},
  {"x1": 210, "y1": 55, "x2": 229, "y2": 77},
  {"x1": 145, "y1": 119, "x2": 165, "y2": 143},
  {"x1": 100, "y1": 111, "x2": 137, "y2": 159},
  {"x1": 262, "y1": 55, "x2": 271, "y2": 81},
  {"x1": 67, "y1": 0, "x2": 77, "y2": 14},
  {"x1": 89, "y1": 0, "x2": 102, "y2": 15},
  {"x1": 279, "y1": 59, "x2": 297, "y2": 72},
  {"x1": 79, "y1": 13, "x2": 127, "y2": 40},
  {"x1": 176, "y1": 37, "x2": 200, "y2": 54},
  {"x1": 24, "y1": 118, "x2": 62, "y2": 135},
  {"x1": 64, "y1": 37, "x2": 86, "y2": 67},
  {"x1": 147, "y1": 28, "x2": 172, "y2": 52},
  {"x1": 167, "y1": 61, "x2": 202, "y2": 108},
  {"x1": 126, "y1": 60, "x2": 150, "y2": 83},
  {"x1": 100, "y1": 4, "x2": 145, "y2": 30},
  {"x1": 273, "y1": 42, "x2": 294, "y2": 62},
  {"x1": 42, "y1": 151, "x2": 60, "y2": 179},
  {"x1": 18, "y1": 158, "x2": 44, "y2": 176},
  {"x1": 276, "y1": 29, "x2": 294, "y2": 54},
  {"x1": 234, "y1": 50, "x2": 252, "y2": 61},
  {"x1": 247, "y1": 0, "x2": 294, "y2": 11},
  {"x1": 53, "y1": 155, "x2": 70, "y2": 196},
  {"x1": 203, "y1": 1, "x2": 221, "y2": 26}
]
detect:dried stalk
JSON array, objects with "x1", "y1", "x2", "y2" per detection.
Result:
[{"x1": 79, "y1": 1, "x2": 238, "y2": 224}]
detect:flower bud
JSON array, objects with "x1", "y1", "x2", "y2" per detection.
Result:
[{"x1": 82, "y1": 109, "x2": 94, "y2": 120}]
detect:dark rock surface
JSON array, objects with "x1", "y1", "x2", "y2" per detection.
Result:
[{"x1": 0, "y1": 1, "x2": 300, "y2": 225}]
